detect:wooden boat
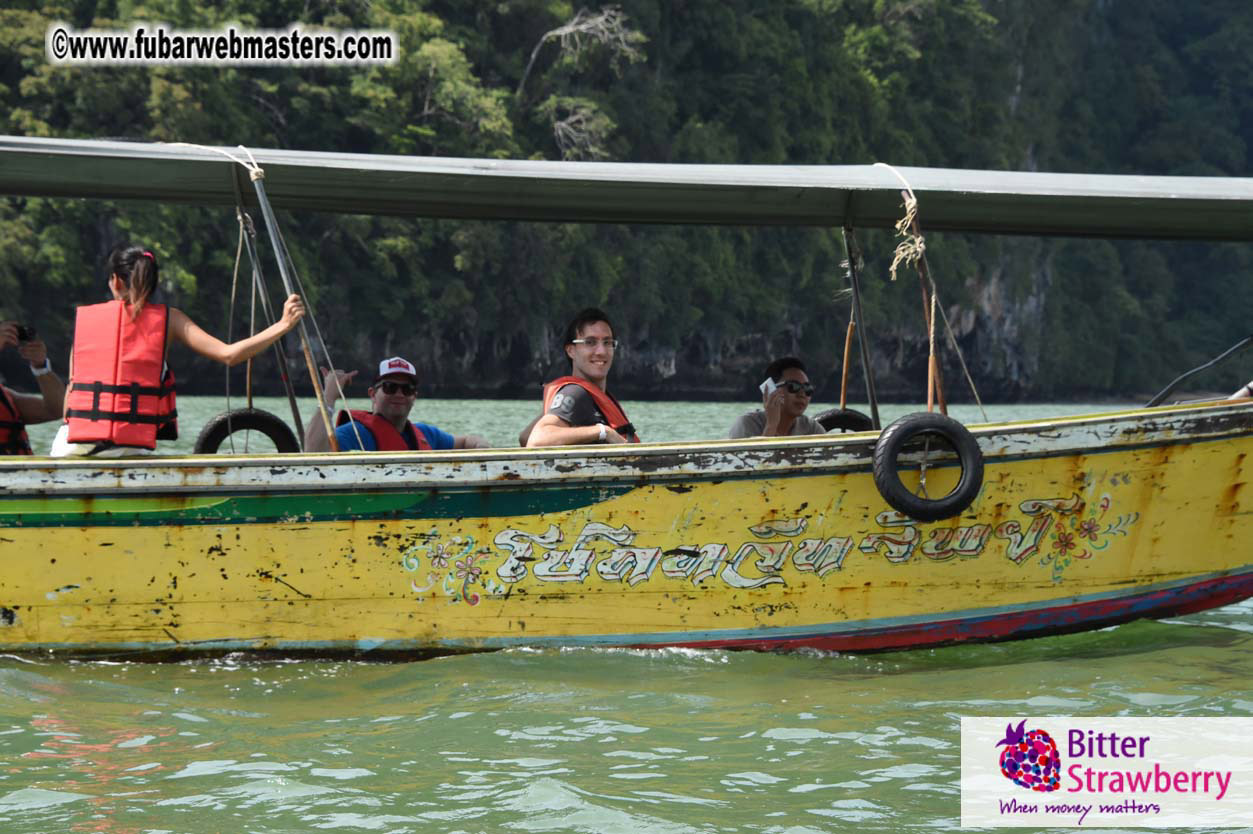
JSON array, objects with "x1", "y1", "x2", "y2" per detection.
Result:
[{"x1": 0, "y1": 136, "x2": 1250, "y2": 656}]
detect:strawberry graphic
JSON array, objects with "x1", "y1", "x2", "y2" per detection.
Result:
[{"x1": 996, "y1": 720, "x2": 1061, "y2": 792}]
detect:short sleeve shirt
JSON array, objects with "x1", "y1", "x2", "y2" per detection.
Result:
[
  {"x1": 728, "y1": 409, "x2": 827, "y2": 439},
  {"x1": 546, "y1": 383, "x2": 607, "y2": 428},
  {"x1": 335, "y1": 420, "x2": 456, "y2": 451}
]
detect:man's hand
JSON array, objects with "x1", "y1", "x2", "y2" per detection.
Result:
[
  {"x1": 319, "y1": 366, "x2": 357, "y2": 406},
  {"x1": 762, "y1": 387, "x2": 786, "y2": 435},
  {"x1": 18, "y1": 338, "x2": 48, "y2": 369},
  {"x1": 457, "y1": 434, "x2": 492, "y2": 449},
  {"x1": 603, "y1": 426, "x2": 628, "y2": 444},
  {"x1": 0, "y1": 321, "x2": 19, "y2": 350}
]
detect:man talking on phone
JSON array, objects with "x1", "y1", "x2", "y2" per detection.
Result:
[
  {"x1": 728, "y1": 356, "x2": 826, "y2": 439},
  {"x1": 0, "y1": 320, "x2": 65, "y2": 454}
]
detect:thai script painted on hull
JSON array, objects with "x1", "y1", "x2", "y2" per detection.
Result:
[{"x1": 401, "y1": 492, "x2": 1138, "y2": 602}]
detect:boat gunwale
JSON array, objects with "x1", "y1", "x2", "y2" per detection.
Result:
[{"x1": 0, "y1": 399, "x2": 1247, "y2": 496}]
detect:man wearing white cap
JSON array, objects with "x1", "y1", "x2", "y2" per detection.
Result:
[{"x1": 304, "y1": 357, "x2": 489, "y2": 452}]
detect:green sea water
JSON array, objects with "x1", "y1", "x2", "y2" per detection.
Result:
[{"x1": 4, "y1": 399, "x2": 1250, "y2": 833}]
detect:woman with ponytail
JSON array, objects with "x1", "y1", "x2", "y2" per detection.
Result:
[{"x1": 52, "y1": 245, "x2": 305, "y2": 456}]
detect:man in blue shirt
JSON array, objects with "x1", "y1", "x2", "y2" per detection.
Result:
[{"x1": 304, "y1": 357, "x2": 488, "y2": 452}]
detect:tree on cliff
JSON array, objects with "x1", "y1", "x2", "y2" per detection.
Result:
[{"x1": 0, "y1": 0, "x2": 1250, "y2": 400}]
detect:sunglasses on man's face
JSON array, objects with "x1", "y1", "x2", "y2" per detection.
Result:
[
  {"x1": 378, "y1": 381, "x2": 417, "y2": 396},
  {"x1": 781, "y1": 380, "x2": 815, "y2": 396}
]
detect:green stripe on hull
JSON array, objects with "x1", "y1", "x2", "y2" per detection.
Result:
[{"x1": 0, "y1": 484, "x2": 633, "y2": 527}]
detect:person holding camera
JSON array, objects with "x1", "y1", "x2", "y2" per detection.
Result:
[
  {"x1": 0, "y1": 320, "x2": 66, "y2": 455},
  {"x1": 728, "y1": 356, "x2": 826, "y2": 439}
]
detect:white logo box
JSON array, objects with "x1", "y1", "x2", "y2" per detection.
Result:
[{"x1": 960, "y1": 717, "x2": 1253, "y2": 828}]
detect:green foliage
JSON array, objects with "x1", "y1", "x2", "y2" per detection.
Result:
[{"x1": 1, "y1": 0, "x2": 1251, "y2": 401}]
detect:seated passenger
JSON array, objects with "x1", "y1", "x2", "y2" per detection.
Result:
[
  {"x1": 305, "y1": 357, "x2": 489, "y2": 451},
  {"x1": 53, "y1": 245, "x2": 304, "y2": 457},
  {"x1": 526, "y1": 307, "x2": 639, "y2": 447},
  {"x1": 0, "y1": 321, "x2": 65, "y2": 454},
  {"x1": 728, "y1": 356, "x2": 826, "y2": 439}
]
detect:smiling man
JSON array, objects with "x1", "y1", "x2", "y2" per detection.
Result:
[
  {"x1": 729, "y1": 356, "x2": 826, "y2": 439},
  {"x1": 304, "y1": 356, "x2": 488, "y2": 452},
  {"x1": 525, "y1": 308, "x2": 639, "y2": 447}
]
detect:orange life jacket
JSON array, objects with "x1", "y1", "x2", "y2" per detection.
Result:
[
  {"x1": 337, "y1": 409, "x2": 432, "y2": 451},
  {"x1": 0, "y1": 386, "x2": 33, "y2": 455},
  {"x1": 65, "y1": 301, "x2": 178, "y2": 449},
  {"x1": 542, "y1": 376, "x2": 639, "y2": 442}
]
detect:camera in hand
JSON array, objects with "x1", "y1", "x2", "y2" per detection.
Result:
[{"x1": 14, "y1": 324, "x2": 36, "y2": 342}]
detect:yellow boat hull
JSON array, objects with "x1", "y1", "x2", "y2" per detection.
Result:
[{"x1": 0, "y1": 402, "x2": 1249, "y2": 655}]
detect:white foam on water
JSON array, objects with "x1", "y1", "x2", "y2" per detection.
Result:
[
  {"x1": 761, "y1": 727, "x2": 837, "y2": 741},
  {"x1": 0, "y1": 788, "x2": 92, "y2": 811},
  {"x1": 309, "y1": 768, "x2": 374, "y2": 780}
]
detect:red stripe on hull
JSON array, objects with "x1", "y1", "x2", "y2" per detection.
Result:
[{"x1": 662, "y1": 572, "x2": 1253, "y2": 653}]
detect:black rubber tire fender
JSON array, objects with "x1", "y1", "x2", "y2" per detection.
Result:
[
  {"x1": 872, "y1": 412, "x2": 984, "y2": 522},
  {"x1": 814, "y1": 407, "x2": 875, "y2": 433},
  {"x1": 194, "y1": 408, "x2": 300, "y2": 454}
]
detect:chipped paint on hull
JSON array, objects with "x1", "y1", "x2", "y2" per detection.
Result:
[{"x1": 0, "y1": 401, "x2": 1249, "y2": 656}]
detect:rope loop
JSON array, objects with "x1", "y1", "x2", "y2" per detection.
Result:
[
  {"x1": 874, "y1": 162, "x2": 925, "y2": 281},
  {"x1": 874, "y1": 162, "x2": 989, "y2": 421}
]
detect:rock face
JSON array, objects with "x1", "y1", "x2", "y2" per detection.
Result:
[{"x1": 563, "y1": 243, "x2": 1066, "y2": 403}]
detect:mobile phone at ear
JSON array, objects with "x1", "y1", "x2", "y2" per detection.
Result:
[{"x1": 759, "y1": 377, "x2": 778, "y2": 397}]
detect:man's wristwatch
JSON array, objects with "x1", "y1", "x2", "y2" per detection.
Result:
[
  {"x1": 598, "y1": 423, "x2": 607, "y2": 443},
  {"x1": 30, "y1": 358, "x2": 52, "y2": 377}
]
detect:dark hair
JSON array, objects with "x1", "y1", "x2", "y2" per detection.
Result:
[
  {"x1": 107, "y1": 244, "x2": 160, "y2": 317},
  {"x1": 563, "y1": 307, "x2": 613, "y2": 344},
  {"x1": 765, "y1": 356, "x2": 806, "y2": 383}
]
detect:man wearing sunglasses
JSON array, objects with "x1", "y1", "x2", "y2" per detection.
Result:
[
  {"x1": 304, "y1": 356, "x2": 488, "y2": 452},
  {"x1": 728, "y1": 356, "x2": 826, "y2": 439},
  {"x1": 525, "y1": 307, "x2": 639, "y2": 447}
]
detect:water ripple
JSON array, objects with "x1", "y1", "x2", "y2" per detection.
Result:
[{"x1": 0, "y1": 598, "x2": 1247, "y2": 833}]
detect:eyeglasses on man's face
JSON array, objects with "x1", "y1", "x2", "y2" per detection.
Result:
[
  {"x1": 570, "y1": 337, "x2": 618, "y2": 350},
  {"x1": 782, "y1": 380, "x2": 815, "y2": 396},
  {"x1": 378, "y1": 381, "x2": 417, "y2": 396}
]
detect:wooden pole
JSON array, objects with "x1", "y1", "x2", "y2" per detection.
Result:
[
  {"x1": 840, "y1": 319, "x2": 856, "y2": 411},
  {"x1": 904, "y1": 197, "x2": 947, "y2": 415}
]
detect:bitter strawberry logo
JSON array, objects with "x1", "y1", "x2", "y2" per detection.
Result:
[{"x1": 996, "y1": 719, "x2": 1061, "y2": 792}]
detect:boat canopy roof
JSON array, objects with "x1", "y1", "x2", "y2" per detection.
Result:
[{"x1": 2, "y1": 135, "x2": 1252, "y2": 240}]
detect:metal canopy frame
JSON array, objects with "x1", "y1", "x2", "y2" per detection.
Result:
[{"x1": 2, "y1": 135, "x2": 1252, "y2": 240}]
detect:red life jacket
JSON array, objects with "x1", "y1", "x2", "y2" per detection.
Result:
[
  {"x1": 337, "y1": 409, "x2": 432, "y2": 451},
  {"x1": 0, "y1": 386, "x2": 33, "y2": 455},
  {"x1": 542, "y1": 376, "x2": 639, "y2": 442},
  {"x1": 65, "y1": 301, "x2": 178, "y2": 449}
]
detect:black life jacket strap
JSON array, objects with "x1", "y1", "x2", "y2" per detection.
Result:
[
  {"x1": 64, "y1": 408, "x2": 175, "y2": 426},
  {"x1": 70, "y1": 380, "x2": 175, "y2": 397},
  {"x1": 69, "y1": 379, "x2": 176, "y2": 423}
]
